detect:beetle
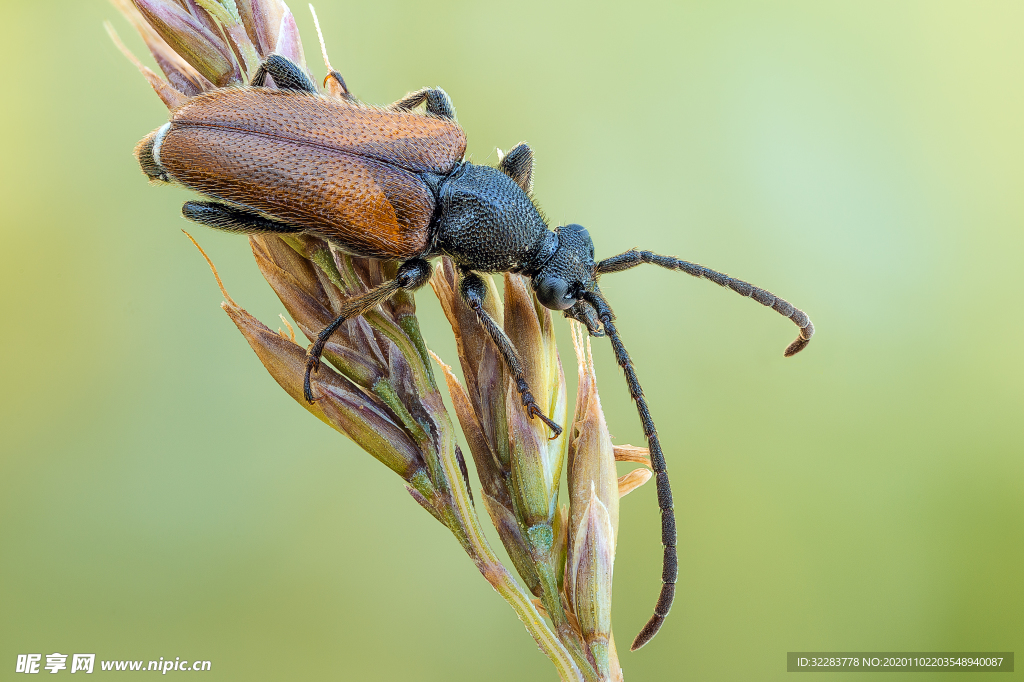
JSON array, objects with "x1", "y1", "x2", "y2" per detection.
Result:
[{"x1": 135, "y1": 54, "x2": 814, "y2": 650}]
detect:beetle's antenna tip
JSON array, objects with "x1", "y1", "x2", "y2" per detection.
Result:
[
  {"x1": 783, "y1": 338, "x2": 809, "y2": 357},
  {"x1": 783, "y1": 319, "x2": 814, "y2": 357},
  {"x1": 630, "y1": 628, "x2": 658, "y2": 651}
]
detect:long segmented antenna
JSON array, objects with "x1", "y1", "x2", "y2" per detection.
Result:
[
  {"x1": 581, "y1": 288, "x2": 677, "y2": 651},
  {"x1": 596, "y1": 250, "x2": 814, "y2": 356},
  {"x1": 587, "y1": 250, "x2": 814, "y2": 648}
]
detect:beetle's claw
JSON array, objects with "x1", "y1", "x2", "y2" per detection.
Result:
[{"x1": 527, "y1": 403, "x2": 563, "y2": 439}]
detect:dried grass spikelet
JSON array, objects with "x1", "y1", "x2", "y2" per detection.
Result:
[
  {"x1": 566, "y1": 324, "x2": 621, "y2": 681},
  {"x1": 107, "y1": 0, "x2": 307, "y2": 105}
]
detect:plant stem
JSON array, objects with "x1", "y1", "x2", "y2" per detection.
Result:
[
  {"x1": 536, "y1": 545, "x2": 600, "y2": 680},
  {"x1": 435, "y1": 422, "x2": 584, "y2": 682}
]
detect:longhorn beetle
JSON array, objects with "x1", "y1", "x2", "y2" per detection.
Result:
[{"x1": 135, "y1": 54, "x2": 814, "y2": 650}]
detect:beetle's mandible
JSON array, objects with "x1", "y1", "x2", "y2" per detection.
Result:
[{"x1": 135, "y1": 54, "x2": 814, "y2": 650}]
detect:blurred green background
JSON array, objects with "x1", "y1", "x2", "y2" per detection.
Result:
[{"x1": 2, "y1": 1, "x2": 1021, "y2": 679}]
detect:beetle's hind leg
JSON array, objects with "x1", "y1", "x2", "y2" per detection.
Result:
[
  {"x1": 182, "y1": 201, "x2": 303, "y2": 235},
  {"x1": 460, "y1": 271, "x2": 562, "y2": 438},
  {"x1": 250, "y1": 55, "x2": 318, "y2": 93},
  {"x1": 303, "y1": 259, "x2": 434, "y2": 403},
  {"x1": 390, "y1": 88, "x2": 457, "y2": 121}
]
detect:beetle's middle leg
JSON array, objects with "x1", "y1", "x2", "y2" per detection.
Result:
[
  {"x1": 459, "y1": 271, "x2": 563, "y2": 438},
  {"x1": 389, "y1": 88, "x2": 456, "y2": 120},
  {"x1": 250, "y1": 54, "x2": 318, "y2": 93},
  {"x1": 303, "y1": 259, "x2": 433, "y2": 403},
  {"x1": 182, "y1": 201, "x2": 304, "y2": 234}
]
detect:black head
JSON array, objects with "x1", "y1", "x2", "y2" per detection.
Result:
[{"x1": 531, "y1": 224, "x2": 596, "y2": 310}]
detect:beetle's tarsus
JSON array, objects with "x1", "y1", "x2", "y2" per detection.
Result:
[
  {"x1": 303, "y1": 351, "x2": 322, "y2": 404},
  {"x1": 250, "y1": 54, "x2": 317, "y2": 93},
  {"x1": 302, "y1": 371, "x2": 315, "y2": 404},
  {"x1": 527, "y1": 403, "x2": 563, "y2": 439},
  {"x1": 497, "y1": 143, "x2": 535, "y2": 195},
  {"x1": 304, "y1": 321, "x2": 343, "y2": 405},
  {"x1": 520, "y1": 386, "x2": 562, "y2": 436},
  {"x1": 390, "y1": 87, "x2": 457, "y2": 121}
]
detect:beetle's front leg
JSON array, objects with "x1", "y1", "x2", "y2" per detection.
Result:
[
  {"x1": 303, "y1": 259, "x2": 433, "y2": 403},
  {"x1": 459, "y1": 271, "x2": 562, "y2": 438},
  {"x1": 389, "y1": 88, "x2": 456, "y2": 121}
]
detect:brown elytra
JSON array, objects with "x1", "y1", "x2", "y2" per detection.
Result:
[{"x1": 137, "y1": 89, "x2": 466, "y2": 259}]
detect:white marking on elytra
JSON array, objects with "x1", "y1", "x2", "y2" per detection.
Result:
[{"x1": 152, "y1": 122, "x2": 171, "y2": 169}]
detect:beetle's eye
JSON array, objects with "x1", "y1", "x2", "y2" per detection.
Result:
[{"x1": 535, "y1": 275, "x2": 576, "y2": 311}]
